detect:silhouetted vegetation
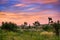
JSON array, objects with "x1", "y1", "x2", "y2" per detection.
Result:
[
  {"x1": 48, "y1": 17, "x2": 52, "y2": 24},
  {"x1": 33, "y1": 21, "x2": 40, "y2": 28},
  {"x1": 52, "y1": 20, "x2": 60, "y2": 36},
  {"x1": 42, "y1": 24, "x2": 52, "y2": 31},
  {"x1": 1, "y1": 22, "x2": 18, "y2": 32}
]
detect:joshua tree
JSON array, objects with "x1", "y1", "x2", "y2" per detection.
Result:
[
  {"x1": 33, "y1": 21, "x2": 40, "y2": 28},
  {"x1": 48, "y1": 17, "x2": 52, "y2": 24},
  {"x1": 20, "y1": 22, "x2": 28, "y2": 29},
  {"x1": 23, "y1": 22, "x2": 28, "y2": 29},
  {"x1": 24, "y1": 22, "x2": 28, "y2": 26}
]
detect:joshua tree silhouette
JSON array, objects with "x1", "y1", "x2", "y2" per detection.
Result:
[{"x1": 48, "y1": 17, "x2": 52, "y2": 24}]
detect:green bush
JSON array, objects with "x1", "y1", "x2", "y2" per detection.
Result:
[
  {"x1": 1, "y1": 22, "x2": 18, "y2": 32},
  {"x1": 52, "y1": 20, "x2": 60, "y2": 36},
  {"x1": 42, "y1": 25, "x2": 52, "y2": 31}
]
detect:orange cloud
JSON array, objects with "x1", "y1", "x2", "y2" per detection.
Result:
[
  {"x1": 41, "y1": 0, "x2": 58, "y2": 4},
  {"x1": 22, "y1": 0, "x2": 58, "y2": 4}
]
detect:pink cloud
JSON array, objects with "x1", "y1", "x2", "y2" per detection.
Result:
[{"x1": 14, "y1": 4, "x2": 27, "y2": 7}]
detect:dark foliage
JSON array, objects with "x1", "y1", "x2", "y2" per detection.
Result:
[
  {"x1": 33, "y1": 21, "x2": 40, "y2": 28},
  {"x1": 1, "y1": 22, "x2": 18, "y2": 32},
  {"x1": 42, "y1": 24, "x2": 52, "y2": 31},
  {"x1": 24, "y1": 22, "x2": 27, "y2": 25},
  {"x1": 48, "y1": 17, "x2": 52, "y2": 24},
  {"x1": 52, "y1": 20, "x2": 60, "y2": 36}
]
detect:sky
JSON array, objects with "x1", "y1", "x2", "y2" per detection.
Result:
[{"x1": 0, "y1": 0, "x2": 60, "y2": 25}]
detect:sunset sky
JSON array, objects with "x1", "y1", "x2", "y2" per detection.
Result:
[{"x1": 0, "y1": 0, "x2": 60, "y2": 25}]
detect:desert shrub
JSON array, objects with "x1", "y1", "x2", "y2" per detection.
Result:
[
  {"x1": 42, "y1": 25, "x2": 52, "y2": 31},
  {"x1": 52, "y1": 20, "x2": 60, "y2": 36},
  {"x1": 1, "y1": 22, "x2": 18, "y2": 32}
]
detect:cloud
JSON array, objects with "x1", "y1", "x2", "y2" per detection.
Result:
[
  {"x1": 13, "y1": 4, "x2": 26, "y2": 7},
  {"x1": 27, "y1": 7, "x2": 37, "y2": 11},
  {"x1": 0, "y1": 0, "x2": 58, "y2": 5},
  {"x1": 41, "y1": 0, "x2": 58, "y2": 4},
  {"x1": 0, "y1": 0, "x2": 59, "y2": 12},
  {"x1": 22, "y1": 0, "x2": 58, "y2": 4}
]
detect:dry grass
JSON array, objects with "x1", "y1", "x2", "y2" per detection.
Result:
[{"x1": 40, "y1": 31, "x2": 55, "y2": 37}]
